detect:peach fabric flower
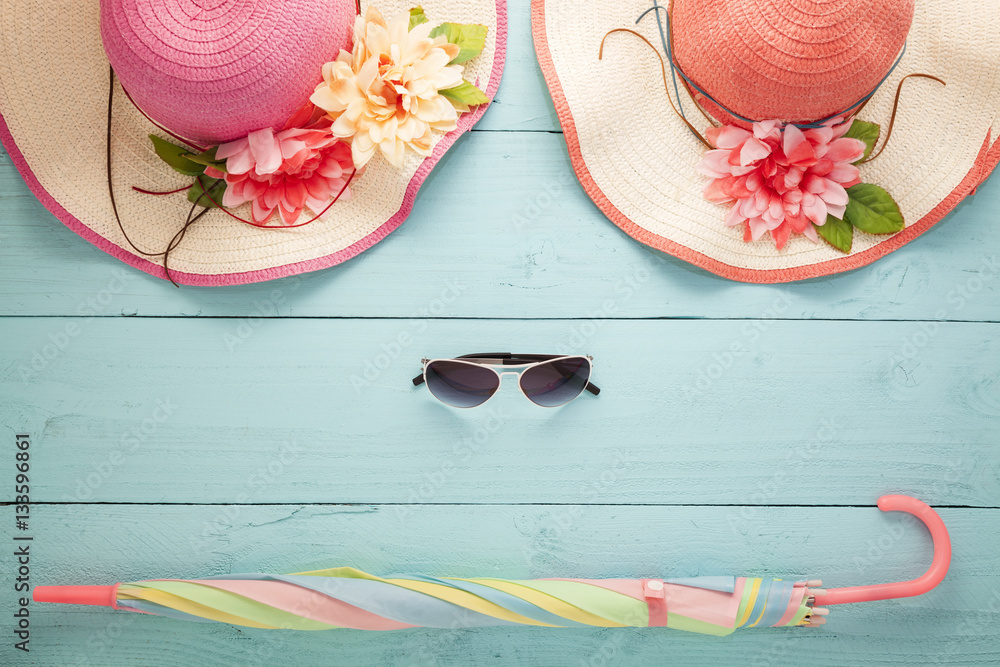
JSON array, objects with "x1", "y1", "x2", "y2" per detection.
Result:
[
  {"x1": 697, "y1": 118, "x2": 866, "y2": 249},
  {"x1": 309, "y1": 7, "x2": 465, "y2": 169},
  {"x1": 214, "y1": 123, "x2": 354, "y2": 226}
]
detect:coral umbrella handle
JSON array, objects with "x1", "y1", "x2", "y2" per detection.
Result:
[{"x1": 812, "y1": 495, "x2": 951, "y2": 606}]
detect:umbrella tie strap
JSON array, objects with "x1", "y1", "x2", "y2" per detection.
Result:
[{"x1": 641, "y1": 579, "x2": 669, "y2": 627}]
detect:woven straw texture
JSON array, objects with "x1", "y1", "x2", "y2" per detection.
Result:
[
  {"x1": 673, "y1": 0, "x2": 913, "y2": 125},
  {"x1": 0, "y1": 0, "x2": 504, "y2": 284},
  {"x1": 533, "y1": 0, "x2": 1000, "y2": 282},
  {"x1": 101, "y1": 0, "x2": 356, "y2": 145}
]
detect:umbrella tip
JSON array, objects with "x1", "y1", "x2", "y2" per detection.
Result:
[{"x1": 33, "y1": 585, "x2": 120, "y2": 609}]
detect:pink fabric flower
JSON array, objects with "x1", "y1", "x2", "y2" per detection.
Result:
[
  {"x1": 215, "y1": 120, "x2": 354, "y2": 226},
  {"x1": 696, "y1": 117, "x2": 866, "y2": 249}
]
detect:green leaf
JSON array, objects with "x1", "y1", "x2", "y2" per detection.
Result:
[
  {"x1": 439, "y1": 79, "x2": 489, "y2": 107},
  {"x1": 409, "y1": 6, "x2": 428, "y2": 30},
  {"x1": 816, "y1": 214, "x2": 853, "y2": 253},
  {"x1": 184, "y1": 146, "x2": 227, "y2": 173},
  {"x1": 429, "y1": 22, "x2": 488, "y2": 64},
  {"x1": 149, "y1": 135, "x2": 205, "y2": 176},
  {"x1": 845, "y1": 183, "x2": 905, "y2": 234},
  {"x1": 188, "y1": 174, "x2": 227, "y2": 209},
  {"x1": 843, "y1": 120, "x2": 881, "y2": 163}
]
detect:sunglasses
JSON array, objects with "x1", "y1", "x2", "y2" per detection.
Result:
[{"x1": 413, "y1": 353, "x2": 600, "y2": 408}]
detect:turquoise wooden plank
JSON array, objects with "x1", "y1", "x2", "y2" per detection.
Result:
[
  {"x1": 473, "y1": 0, "x2": 559, "y2": 132},
  {"x1": 3, "y1": 135, "x2": 999, "y2": 320},
  {"x1": 3, "y1": 134, "x2": 999, "y2": 321},
  {"x1": 2, "y1": 0, "x2": 997, "y2": 663},
  {"x1": 2, "y1": 504, "x2": 996, "y2": 666},
  {"x1": 3, "y1": 318, "x2": 997, "y2": 506}
]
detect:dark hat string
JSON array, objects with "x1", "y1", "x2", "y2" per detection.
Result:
[
  {"x1": 106, "y1": 66, "x2": 209, "y2": 287},
  {"x1": 106, "y1": 66, "x2": 358, "y2": 286}
]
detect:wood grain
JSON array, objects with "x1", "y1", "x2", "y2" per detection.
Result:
[
  {"x1": 0, "y1": 0, "x2": 997, "y2": 664},
  {"x1": 3, "y1": 132, "x2": 998, "y2": 320},
  {"x1": 2, "y1": 318, "x2": 997, "y2": 506},
  {"x1": 1, "y1": 504, "x2": 997, "y2": 666}
]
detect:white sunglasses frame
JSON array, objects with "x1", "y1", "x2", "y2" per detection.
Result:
[{"x1": 414, "y1": 353, "x2": 599, "y2": 408}]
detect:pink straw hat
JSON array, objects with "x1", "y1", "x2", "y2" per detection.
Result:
[
  {"x1": 672, "y1": 0, "x2": 914, "y2": 127},
  {"x1": 533, "y1": 0, "x2": 1000, "y2": 282},
  {"x1": 0, "y1": 0, "x2": 507, "y2": 285},
  {"x1": 101, "y1": 0, "x2": 356, "y2": 145}
]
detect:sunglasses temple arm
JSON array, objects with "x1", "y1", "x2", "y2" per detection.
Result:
[
  {"x1": 456, "y1": 352, "x2": 513, "y2": 359},
  {"x1": 412, "y1": 374, "x2": 426, "y2": 386}
]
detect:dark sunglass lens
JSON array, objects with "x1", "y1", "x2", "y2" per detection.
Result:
[
  {"x1": 520, "y1": 357, "x2": 592, "y2": 407},
  {"x1": 424, "y1": 361, "x2": 500, "y2": 408}
]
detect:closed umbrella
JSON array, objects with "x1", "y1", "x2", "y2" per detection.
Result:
[{"x1": 34, "y1": 495, "x2": 949, "y2": 634}]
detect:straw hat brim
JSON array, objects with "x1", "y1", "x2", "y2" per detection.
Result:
[
  {"x1": 533, "y1": 0, "x2": 1000, "y2": 283},
  {"x1": 0, "y1": 0, "x2": 506, "y2": 286}
]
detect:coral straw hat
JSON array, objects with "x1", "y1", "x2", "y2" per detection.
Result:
[
  {"x1": 0, "y1": 0, "x2": 506, "y2": 285},
  {"x1": 533, "y1": 0, "x2": 1000, "y2": 283}
]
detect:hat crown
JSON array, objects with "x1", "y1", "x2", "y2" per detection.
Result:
[
  {"x1": 100, "y1": 0, "x2": 357, "y2": 144},
  {"x1": 672, "y1": 0, "x2": 915, "y2": 125}
]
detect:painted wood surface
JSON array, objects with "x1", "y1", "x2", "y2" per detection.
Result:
[
  {"x1": 1, "y1": 0, "x2": 998, "y2": 664},
  {"x1": 3, "y1": 133, "x2": 999, "y2": 321},
  {"x1": 2, "y1": 318, "x2": 999, "y2": 506},
  {"x1": 2, "y1": 505, "x2": 998, "y2": 666}
]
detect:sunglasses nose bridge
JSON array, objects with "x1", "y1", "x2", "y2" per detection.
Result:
[{"x1": 495, "y1": 370, "x2": 522, "y2": 388}]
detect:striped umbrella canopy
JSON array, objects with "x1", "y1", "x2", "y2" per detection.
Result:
[
  {"x1": 33, "y1": 496, "x2": 950, "y2": 634},
  {"x1": 79, "y1": 572, "x2": 819, "y2": 633}
]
